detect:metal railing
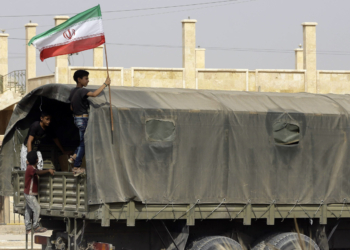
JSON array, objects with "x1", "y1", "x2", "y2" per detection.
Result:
[{"x1": 0, "y1": 70, "x2": 26, "y2": 95}]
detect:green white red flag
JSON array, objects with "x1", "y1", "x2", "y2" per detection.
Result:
[{"x1": 28, "y1": 5, "x2": 105, "y2": 61}]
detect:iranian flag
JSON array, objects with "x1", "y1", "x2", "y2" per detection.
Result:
[{"x1": 28, "y1": 5, "x2": 105, "y2": 61}]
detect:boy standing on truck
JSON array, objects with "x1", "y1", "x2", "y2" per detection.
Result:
[
  {"x1": 68, "y1": 70, "x2": 111, "y2": 176},
  {"x1": 20, "y1": 112, "x2": 68, "y2": 170},
  {"x1": 24, "y1": 151, "x2": 55, "y2": 234}
]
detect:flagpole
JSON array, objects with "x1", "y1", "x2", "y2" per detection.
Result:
[{"x1": 104, "y1": 43, "x2": 114, "y2": 131}]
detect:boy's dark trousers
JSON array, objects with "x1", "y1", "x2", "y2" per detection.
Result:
[{"x1": 73, "y1": 117, "x2": 88, "y2": 167}]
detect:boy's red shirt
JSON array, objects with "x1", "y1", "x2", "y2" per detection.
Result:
[{"x1": 24, "y1": 165, "x2": 38, "y2": 195}]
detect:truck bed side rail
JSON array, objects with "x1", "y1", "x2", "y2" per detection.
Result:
[{"x1": 12, "y1": 171, "x2": 88, "y2": 217}]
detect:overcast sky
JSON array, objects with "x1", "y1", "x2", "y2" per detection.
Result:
[{"x1": 2, "y1": 0, "x2": 350, "y2": 76}]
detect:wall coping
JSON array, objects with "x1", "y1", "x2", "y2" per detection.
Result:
[
  {"x1": 0, "y1": 33, "x2": 9, "y2": 37},
  {"x1": 25, "y1": 23, "x2": 38, "y2": 27},
  {"x1": 302, "y1": 22, "x2": 318, "y2": 26},
  {"x1": 28, "y1": 74, "x2": 55, "y2": 80},
  {"x1": 197, "y1": 69, "x2": 248, "y2": 72},
  {"x1": 54, "y1": 16, "x2": 69, "y2": 20},
  {"x1": 181, "y1": 19, "x2": 197, "y2": 23},
  {"x1": 132, "y1": 67, "x2": 184, "y2": 71},
  {"x1": 69, "y1": 66, "x2": 123, "y2": 70},
  {"x1": 256, "y1": 69, "x2": 306, "y2": 73},
  {"x1": 318, "y1": 70, "x2": 350, "y2": 74}
]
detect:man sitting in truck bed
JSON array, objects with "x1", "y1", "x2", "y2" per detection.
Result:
[
  {"x1": 68, "y1": 70, "x2": 111, "y2": 176},
  {"x1": 20, "y1": 112, "x2": 69, "y2": 170},
  {"x1": 24, "y1": 151, "x2": 55, "y2": 234}
]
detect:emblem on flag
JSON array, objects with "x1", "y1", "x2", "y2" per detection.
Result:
[{"x1": 63, "y1": 29, "x2": 76, "y2": 40}]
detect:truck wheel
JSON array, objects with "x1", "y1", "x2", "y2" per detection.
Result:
[
  {"x1": 265, "y1": 233, "x2": 319, "y2": 250},
  {"x1": 189, "y1": 236, "x2": 243, "y2": 250},
  {"x1": 251, "y1": 233, "x2": 279, "y2": 250}
]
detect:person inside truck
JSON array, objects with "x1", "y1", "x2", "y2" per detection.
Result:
[
  {"x1": 24, "y1": 151, "x2": 55, "y2": 234},
  {"x1": 20, "y1": 112, "x2": 69, "y2": 171},
  {"x1": 68, "y1": 70, "x2": 111, "y2": 176}
]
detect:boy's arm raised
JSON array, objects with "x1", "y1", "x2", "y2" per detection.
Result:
[
  {"x1": 87, "y1": 76, "x2": 111, "y2": 97},
  {"x1": 36, "y1": 169, "x2": 55, "y2": 175}
]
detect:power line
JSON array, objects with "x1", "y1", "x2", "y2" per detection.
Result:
[
  {"x1": 2, "y1": 0, "x2": 253, "y2": 30},
  {"x1": 104, "y1": 0, "x2": 254, "y2": 21},
  {"x1": 0, "y1": 0, "x2": 250, "y2": 18},
  {"x1": 6, "y1": 41, "x2": 350, "y2": 56}
]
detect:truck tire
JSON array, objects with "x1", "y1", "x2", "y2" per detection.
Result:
[
  {"x1": 265, "y1": 233, "x2": 319, "y2": 250},
  {"x1": 189, "y1": 236, "x2": 243, "y2": 250},
  {"x1": 251, "y1": 233, "x2": 279, "y2": 250}
]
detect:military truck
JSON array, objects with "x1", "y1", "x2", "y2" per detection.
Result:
[{"x1": 1, "y1": 84, "x2": 350, "y2": 250}]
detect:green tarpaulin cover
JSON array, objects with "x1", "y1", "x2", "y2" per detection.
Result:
[{"x1": 1, "y1": 84, "x2": 350, "y2": 205}]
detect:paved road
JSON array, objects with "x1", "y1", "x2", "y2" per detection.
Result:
[{"x1": 0, "y1": 226, "x2": 52, "y2": 250}]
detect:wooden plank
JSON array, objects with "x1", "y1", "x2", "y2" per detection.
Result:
[
  {"x1": 76, "y1": 177, "x2": 80, "y2": 213},
  {"x1": 127, "y1": 201, "x2": 135, "y2": 227},
  {"x1": 267, "y1": 204, "x2": 275, "y2": 225},
  {"x1": 62, "y1": 176, "x2": 66, "y2": 211},
  {"x1": 320, "y1": 204, "x2": 327, "y2": 225},
  {"x1": 244, "y1": 203, "x2": 252, "y2": 225},
  {"x1": 101, "y1": 203, "x2": 110, "y2": 227},
  {"x1": 49, "y1": 175, "x2": 53, "y2": 210},
  {"x1": 186, "y1": 204, "x2": 195, "y2": 226}
]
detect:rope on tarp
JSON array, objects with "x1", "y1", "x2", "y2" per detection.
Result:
[
  {"x1": 232, "y1": 201, "x2": 250, "y2": 220},
  {"x1": 251, "y1": 201, "x2": 257, "y2": 220},
  {"x1": 275, "y1": 203, "x2": 283, "y2": 219},
  {"x1": 313, "y1": 200, "x2": 324, "y2": 218},
  {"x1": 224, "y1": 203, "x2": 233, "y2": 221},
  {"x1": 174, "y1": 199, "x2": 200, "y2": 221},
  {"x1": 298, "y1": 203, "x2": 313, "y2": 225},
  {"x1": 202, "y1": 198, "x2": 226, "y2": 221},
  {"x1": 255, "y1": 200, "x2": 276, "y2": 221},
  {"x1": 103, "y1": 202, "x2": 118, "y2": 221},
  {"x1": 117, "y1": 203, "x2": 126, "y2": 221},
  {"x1": 198, "y1": 202, "x2": 204, "y2": 220},
  {"x1": 281, "y1": 200, "x2": 299, "y2": 222},
  {"x1": 150, "y1": 203, "x2": 170, "y2": 220},
  {"x1": 328, "y1": 199, "x2": 347, "y2": 220}
]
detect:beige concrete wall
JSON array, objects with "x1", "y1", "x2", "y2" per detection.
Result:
[
  {"x1": 93, "y1": 45, "x2": 104, "y2": 68},
  {"x1": 248, "y1": 71, "x2": 257, "y2": 91},
  {"x1": 303, "y1": 23, "x2": 317, "y2": 93},
  {"x1": 132, "y1": 68, "x2": 184, "y2": 88},
  {"x1": 295, "y1": 48, "x2": 303, "y2": 70},
  {"x1": 68, "y1": 67, "x2": 123, "y2": 86},
  {"x1": 54, "y1": 16, "x2": 69, "y2": 84},
  {"x1": 123, "y1": 69, "x2": 132, "y2": 87},
  {"x1": 27, "y1": 74, "x2": 55, "y2": 92},
  {"x1": 197, "y1": 69, "x2": 248, "y2": 91},
  {"x1": 182, "y1": 20, "x2": 197, "y2": 89},
  {"x1": 25, "y1": 23, "x2": 38, "y2": 93},
  {"x1": 256, "y1": 70, "x2": 306, "y2": 93},
  {"x1": 0, "y1": 33, "x2": 9, "y2": 93},
  {"x1": 8, "y1": 196, "x2": 23, "y2": 224},
  {"x1": 195, "y1": 48, "x2": 205, "y2": 69},
  {"x1": 317, "y1": 71, "x2": 350, "y2": 94}
]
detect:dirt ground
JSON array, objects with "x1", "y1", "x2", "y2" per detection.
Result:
[{"x1": 0, "y1": 225, "x2": 52, "y2": 250}]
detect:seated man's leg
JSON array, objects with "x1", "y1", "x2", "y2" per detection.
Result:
[
  {"x1": 36, "y1": 151, "x2": 43, "y2": 170},
  {"x1": 74, "y1": 117, "x2": 88, "y2": 168},
  {"x1": 20, "y1": 144, "x2": 28, "y2": 171}
]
